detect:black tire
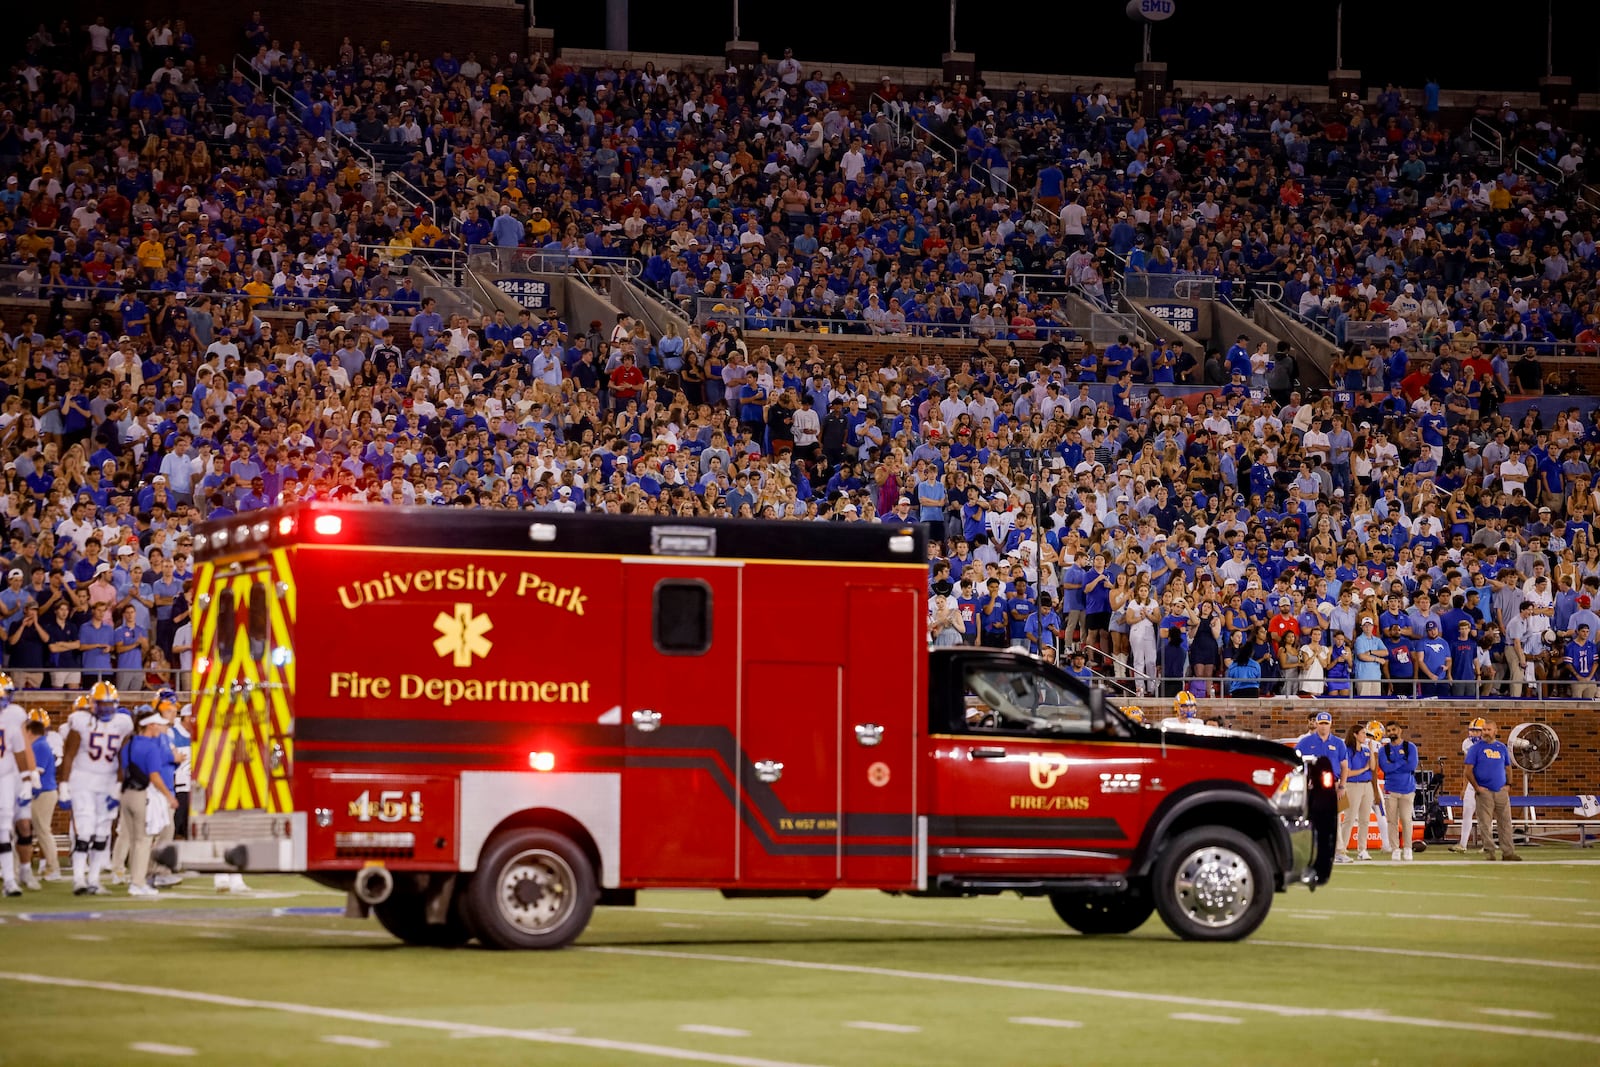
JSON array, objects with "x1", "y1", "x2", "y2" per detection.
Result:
[
  {"x1": 372, "y1": 887, "x2": 472, "y2": 947},
  {"x1": 463, "y1": 829, "x2": 597, "y2": 950},
  {"x1": 1151, "y1": 826, "x2": 1274, "y2": 942},
  {"x1": 1049, "y1": 887, "x2": 1153, "y2": 935}
]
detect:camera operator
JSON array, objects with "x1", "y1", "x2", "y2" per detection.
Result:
[{"x1": 1379, "y1": 721, "x2": 1419, "y2": 862}]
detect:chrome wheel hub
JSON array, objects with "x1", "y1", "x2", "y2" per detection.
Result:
[
  {"x1": 1173, "y1": 846, "x2": 1253, "y2": 928},
  {"x1": 497, "y1": 849, "x2": 576, "y2": 932}
]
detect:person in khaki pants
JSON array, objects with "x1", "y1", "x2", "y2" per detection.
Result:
[
  {"x1": 25, "y1": 718, "x2": 60, "y2": 881},
  {"x1": 118, "y1": 708, "x2": 180, "y2": 896},
  {"x1": 1377, "y1": 721, "x2": 1419, "y2": 861},
  {"x1": 1465, "y1": 720, "x2": 1521, "y2": 861}
]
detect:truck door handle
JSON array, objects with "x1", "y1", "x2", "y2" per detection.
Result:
[
  {"x1": 967, "y1": 747, "x2": 1008, "y2": 760},
  {"x1": 631, "y1": 709, "x2": 661, "y2": 733},
  {"x1": 754, "y1": 760, "x2": 784, "y2": 783},
  {"x1": 854, "y1": 723, "x2": 884, "y2": 747}
]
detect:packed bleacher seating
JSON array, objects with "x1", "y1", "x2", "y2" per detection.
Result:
[{"x1": 3, "y1": 14, "x2": 1600, "y2": 699}]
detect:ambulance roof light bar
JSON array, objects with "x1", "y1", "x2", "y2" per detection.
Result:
[{"x1": 313, "y1": 514, "x2": 343, "y2": 536}]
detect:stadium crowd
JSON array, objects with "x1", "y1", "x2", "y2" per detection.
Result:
[{"x1": 2, "y1": 13, "x2": 1600, "y2": 702}]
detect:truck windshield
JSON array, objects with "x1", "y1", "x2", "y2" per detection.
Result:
[{"x1": 962, "y1": 665, "x2": 1091, "y2": 735}]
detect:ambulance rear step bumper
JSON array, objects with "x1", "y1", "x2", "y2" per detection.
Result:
[{"x1": 161, "y1": 811, "x2": 307, "y2": 873}]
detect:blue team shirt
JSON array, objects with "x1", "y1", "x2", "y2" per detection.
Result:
[
  {"x1": 1295, "y1": 732, "x2": 1351, "y2": 778},
  {"x1": 1465, "y1": 739, "x2": 1511, "y2": 792}
]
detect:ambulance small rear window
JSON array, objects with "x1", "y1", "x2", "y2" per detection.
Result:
[{"x1": 654, "y1": 580, "x2": 711, "y2": 655}]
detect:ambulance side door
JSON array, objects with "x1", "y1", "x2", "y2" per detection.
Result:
[{"x1": 620, "y1": 561, "x2": 741, "y2": 884}]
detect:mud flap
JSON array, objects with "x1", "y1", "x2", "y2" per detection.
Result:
[{"x1": 1306, "y1": 755, "x2": 1338, "y2": 886}]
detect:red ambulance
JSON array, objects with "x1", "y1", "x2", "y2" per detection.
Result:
[{"x1": 168, "y1": 504, "x2": 1330, "y2": 947}]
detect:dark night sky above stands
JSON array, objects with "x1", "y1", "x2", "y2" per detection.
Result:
[{"x1": 549, "y1": 0, "x2": 1599, "y2": 96}]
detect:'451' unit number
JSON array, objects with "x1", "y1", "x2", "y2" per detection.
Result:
[{"x1": 348, "y1": 789, "x2": 424, "y2": 823}]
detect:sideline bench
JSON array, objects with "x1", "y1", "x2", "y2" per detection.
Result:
[{"x1": 1438, "y1": 795, "x2": 1600, "y2": 847}]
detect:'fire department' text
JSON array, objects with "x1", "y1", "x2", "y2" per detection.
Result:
[{"x1": 329, "y1": 671, "x2": 592, "y2": 707}]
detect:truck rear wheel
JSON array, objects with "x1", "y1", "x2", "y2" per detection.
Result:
[
  {"x1": 373, "y1": 890, "x2": 472, "y2": 948},
  {"x1": 464, "y1": 829, "x2": 596, "y2": 950},
  {"x1": 1151, "y1": 827, "x2": 1273, "y2": 942},
  {"x1": 1048, "y1": 887, "x2": 1153, "y2": 935}
]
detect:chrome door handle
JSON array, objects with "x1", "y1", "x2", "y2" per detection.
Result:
[
  {"x1": 631, "y1": 709, "x2": 661, "y2": 733},
  {"x1": 854, "y1": 723, "x2": 884, "y2": 747},
  {"x1": 967, "y1": 747, "x2": 1007, "y2": 760},
  {"x1": 754, "y1": 760, "x2": 784, "y2": 783}
]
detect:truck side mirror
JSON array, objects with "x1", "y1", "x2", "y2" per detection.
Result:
[{"x1": 1087, "y1": 686, "x2": 1106, "y2": 734}]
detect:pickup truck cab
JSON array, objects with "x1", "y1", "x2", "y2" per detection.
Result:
[{"x1": 924, "y1": 648, "x2": 1327, "y2": 940}]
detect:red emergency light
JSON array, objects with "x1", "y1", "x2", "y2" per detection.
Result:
[
  {"x1": 313, "y1": 515, "x2": 343, "y2": 536},
  {"x1": 528, "y1": 751, "x2": 556, "y2": 772}
]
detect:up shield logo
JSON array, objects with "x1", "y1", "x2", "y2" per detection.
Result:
[{"x1": 1028, "y1": 752, "x2": 1071, "y2": 789}]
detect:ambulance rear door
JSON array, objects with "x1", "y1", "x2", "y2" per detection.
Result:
[
  {"x1": 620, "y1": 558, "x2": 741, "y2": 884},
  {"x1": 191, "y1": 548, "x2": 297, "y2": 817}
]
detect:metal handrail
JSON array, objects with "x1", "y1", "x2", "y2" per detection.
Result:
[
  {"x1": 469, "y1": 246, "x2": 642, "y2": 279},
  {"x1": 230, "y1": 54, "x2": 380, "y2": 176},
  {"x1": 866, "y1": 94, "x2": 1021, "y2": 204},
  {"x1": 1266, "y1": 295, "x2": 1340, "y2": 347},
  {"x1": 1469, "y1": 117, "x2": 1503, "y2": 167}
]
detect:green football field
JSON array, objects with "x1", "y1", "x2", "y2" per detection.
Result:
[{"x1": 3, "y1": 855, "x2": 1598, "y2": 1066}]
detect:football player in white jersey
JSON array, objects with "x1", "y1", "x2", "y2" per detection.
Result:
[
  {"x1": 58, "y1": 681, "x2": 133, "y2": 895},
  {"x1": 0, "y1": 673, "x2": 40, "y2": 896}
]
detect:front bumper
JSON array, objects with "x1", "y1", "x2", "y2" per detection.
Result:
[{"x1": 163, "y1": 811, "x2": 306, "y2": 873}]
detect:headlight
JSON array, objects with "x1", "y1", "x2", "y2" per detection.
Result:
[{"x1": 1272, "y1": 765, "x2": 1308, "y2": 816}]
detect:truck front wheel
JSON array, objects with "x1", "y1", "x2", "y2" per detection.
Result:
[
  {"x1": 464, "y1": 829, "x2": 597, "y2": 950},
  {"x1": 1049, "y1": 887, "x2": 1153, "y2": 935},
  {"x1": 1151, "y1": 827, "x2": 1273, "y2": 942}
]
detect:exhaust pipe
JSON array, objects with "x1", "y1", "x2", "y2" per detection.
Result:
[{"x1": 353, "y1": 865, "x2": 394, "y2": 906}]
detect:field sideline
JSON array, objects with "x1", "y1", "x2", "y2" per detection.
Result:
[{"x1": 2, "y1": 856, "x2": 1598, "y2": 1066}]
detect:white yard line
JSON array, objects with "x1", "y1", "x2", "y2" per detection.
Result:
[
  {"x1": 1250, "y1": 940, "x2": 1600, "y2": 972},
  {"x1": 1008, "y1": 1017, "x2": 1082, "y2": 1029},
  {"x1": 320, "y1": 1036, "x2": 391, "y2": 1049},
  {"x1": 1478, "y1": 1008, "x2": 1556, "y2": 1020},
  {"x1": 1330, "y1": 885, "x2": 1597, "y2": 905},
  {"x1": 581, "y1": 947, "x2": 1600, "y2": 1046},
  {"x1": 843, "y1": 1021, "x2": 921, "y2": 1034},
  {"x1": 0, "y1": 972, "x2": 826, "y2": 1067},
  {"x1": 1169, "y1": 1013, "x2": 1243, "y2": 1025},
  {"x1": 1478, "y1": 912, "x2": 1532, "y2": 918},
  {"x1": 128, "y1": 1043, "x2": 196, "y2": 1056},
  {"x1": 678, "y1": 1025, "x2": 751, "y2": 1038},
  {"x1": 68, "y1": 935, "x2": 108, "y2": 942},
  {"x1": 658, "y1": 922, "x2": 701, "y2": 929},
  {"x1": 1275, "y1": 909, "x2": 1600, "y2": 931},
  {"x1": 135, "y1": 918, "x2": 388, "y2": 939}
]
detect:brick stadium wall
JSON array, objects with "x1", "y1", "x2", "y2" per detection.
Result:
[
  {"x1": 48, "y1": 1, "x2": 528, "y2": 68},
  {"x1": 1201, "y1": 698, "x2": 1600, "y2": 797}
]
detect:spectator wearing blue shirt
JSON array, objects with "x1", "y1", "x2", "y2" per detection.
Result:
[
  {"x1": 1464, "y1": 721, "x2": 1520, "y2": 861},
  {"x1": 979, "y1": 578, "x2": 1009, "y2": 648},
  {"x1": 77, "y1": 603, "x2": 117, "y2": 685},
  {"x1": 1415, "y1": 620, "x2": 1451, "y2": 697},
  {"x1": 1563, "y1": 623, "x2": 1597, "y2": 699},
  {"x1": 1449, "y1": 619, "x2": 1479, "y2": 697},
  {"x1": 113, "y1": 604, "x2": 148, "y2": 692}
]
